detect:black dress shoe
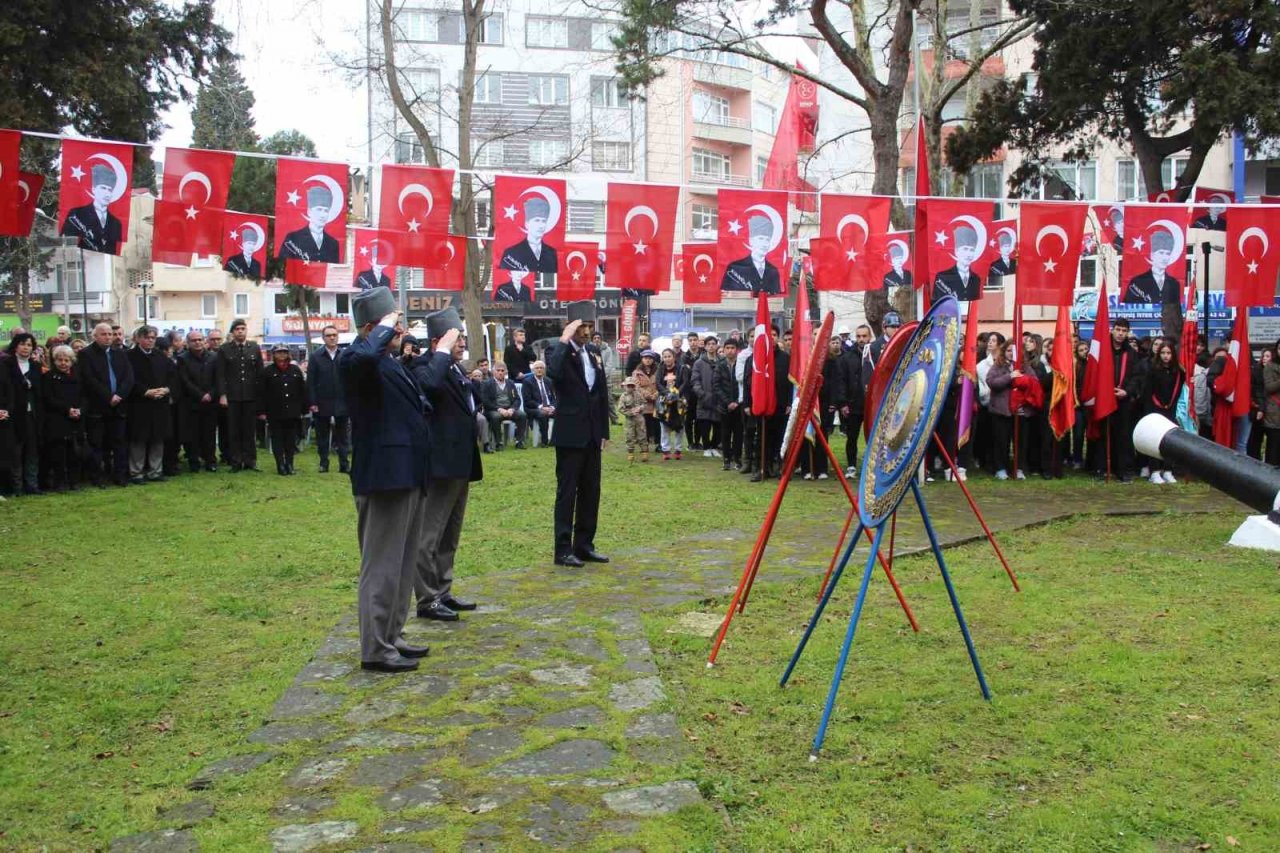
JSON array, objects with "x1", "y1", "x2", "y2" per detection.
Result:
[
  {"x1": 750, "y1": 470, "x2": 763, "y2": 482},
  {"x1": 417, "y1": 600, "x2": 460, "y2": 621},
  {"x1": 442, "y1": 596, "x2": 477, "y2": 611},
  {"x1": 394, "y1": 643, "x2": 430, "y2": 658},
  {"x1": 555, "y1": 554, "x2": 585, "y2": 567},
  {"x1": 318, "y1": 460, "x2": 329, "y2": 473},
  {"x1": 361, "y1": 655, "x2": 419, "y2": 673},
  {"x1": 130, "y1": 476, "x2": 147, "y2": 485},
  {"x1": 575, "y1": 549, "x2": 609, "y2": 564}
]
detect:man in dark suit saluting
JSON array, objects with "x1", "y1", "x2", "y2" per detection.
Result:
[
  {"x1": 545, "y1": 301, "x2": 611, "y2": 567},
  {"x1": 281, "y1": 185, "x2": 341, "y2": 262},
  {"x1": 61, "y1": 165, "x2": 124, "y2": 255},
  {"x1": 337, "y1": 287, "x2": 431, "y2": 673}
]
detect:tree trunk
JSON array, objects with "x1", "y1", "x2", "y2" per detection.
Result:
[{"x1": 457, "y1": 0, "x2": 487, "y2": 352}]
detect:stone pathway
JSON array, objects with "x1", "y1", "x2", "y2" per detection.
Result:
[{"x1": 112, "y1": 484, "x2": 1244, "y2": 852}]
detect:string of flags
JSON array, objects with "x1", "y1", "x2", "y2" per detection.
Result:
[{"x1": 1, "y1": 128, "x2": 1276, "y2": 308}]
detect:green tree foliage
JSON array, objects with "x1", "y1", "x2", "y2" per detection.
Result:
[{"x1": 947, "y1": 0, "x2": 1280, "y2": 195}]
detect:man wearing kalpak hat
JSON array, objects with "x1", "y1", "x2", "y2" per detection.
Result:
[
  {"x1": 545, "y1": 300, "x2": 611, "y2": 567},
  {"x1": 499, "y1": 194, "x2": 558, "y2": 274},
  {"x1": 337, "y1": 286, "x2": 432, "y2": 673},
  {"x1": 62, "y1": 163, "x2": 124, "y2": 255},
  {"x1": 409, "y1": 306, "x2": 482, "y2": 622},
  {"x1": 722, "y1": 213, "x2": 782, "y2": 295},
  {"x1": 223, "y1": 225, "x2": 263, "y2": 278},
  {"x1": 931, "y1": 224, "x2": 983, "y2": 302},
  {"x1": 281, "y1": 184, "x2": 341, "y2": 262}
]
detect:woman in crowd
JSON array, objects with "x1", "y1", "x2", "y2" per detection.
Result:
[
  {"x1": 1010, "y1": 339, "x2": 1045, "y2": 480},
  {"x1": 656, "y1": 347, "x2": 689, "y2": 461},
  {"x1": 1141, "y1": 340, "x2": 1185, "y2": 484},
  {"x1": 3, "y1": 333, "x2": 43, "y2": 495},
  {"x1": 258, "y1": 343, "x2": 307, "y2": 475},
  {"x1": 985, "y1": 340, "x2": 1014, "y2": 480},
  {"x1": 631, "y1": 349, "x2": 659, "y2": 451},
  {"x1": 1072, "y1": 339, "x2": 1090, "y2": 470},
  {"x1": 1263, "y1": 339, "x2": 1280, "y2": 466},
  {"x1": 41, "y1": 345, "x2": 85, "y2": 491},
  {"x1": 1248, "y1": 347, "x2": 1271, "y2": 460}
]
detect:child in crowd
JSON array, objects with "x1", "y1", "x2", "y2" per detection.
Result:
[{"x1": 619, "y1": 376, "x2": 649, "y2": 463}]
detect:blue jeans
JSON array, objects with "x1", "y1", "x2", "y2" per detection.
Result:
[{"x1": 1234, "y1": 415, "x2": 1251, "y2": 455}]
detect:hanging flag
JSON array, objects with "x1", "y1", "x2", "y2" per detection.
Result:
[
  {"x1": 1148, "y1": 185, "x2": 1193, "y2": 204},
  {"x1": 790, "y1": 277, "x2": 813, "y2": 383},
  {"x1": 352, "y1": 228, "x2": 401, "y2": 290},
  {"x1": 557, "y1": 241, "x2": 599, "y2": 301},
  {"x1": 1225, "y1": 205, "x2": 1280, "y2": 307},
  {"x1": 1017, "y1": 202, "x2": 1089, "y2": 306},
  {"x1": 275, "y1": 157, "x2": 347, "y2": 263},
  {"x1": 988, "y1": 218, "x2": 1018, "y2": 278},
  {"x1": 808, "y1": 236, "x2": 852, "y2": 292},
  {"x1": 1180, "y1": 280, "x2": 1199, "y2": 432},
  {"x1": 762, "y1": 69, "x2": 818, "y2": 212},
  {"x1": 681, "y1": 242, "x2": 721, "y2": 304},
  {"x1": 421, "y1": 234, "x2": 467, "y2": 291},
  {"x1": 795, "y1": 72, "x2": 818, "y2": 152},
  {"x1": 913, "y1": 120, "x2": 931, "y2": 303},
  {"x1": 921, "y1": 198, "x2": 994, "y2": 303},
  {"x1": 1229, "y1": 309, "x2": 1252, "y2": 419},
  {"x1": 491, "y1": 174, "x2": 566, "y2": 301},
  {"x1": 378, "y1": 164, "x2": 453, "y2": 266},
  {"x1": 717, "y1": 188, "x2": 789, "y2": 296},
  {"x1": 604, "y1": 181, "x2": 679, "y2": 291},
  {"x1": 57, "y1": 138, "x2": 134, "y2": 255},
  {"x1": 1082, "y1": 278, "x2": 1117, "y2": 425},
  {"x1": 152, "y1": 147, "x2": 236, "y2": 265},
  {"x1": 220, "y1": 212, "x2": 269, "y2": 280},
  {"x1": 1120, "y1": 204, "x2": 1188, "y2": 305},
  {"x1": 878, "y1": 231, "x2": 914, "y2": 290},
  {"x1": 750, "y1": 292, "x2": 777, "y2": 416},
  {"x1": 957, "y1": 303, "x2": 979, "y2": 448},
  {"x1": 816, "y1": 194, "x2": 890, "y2": 292},
  {"x1": 0, "y1": 171, "x2": 43, "y2": 238},
  {"x1": 1048, "y1": 307, "x2": 1076, "y2": 440},
  {"x1": 1088, "y1": 203, "x2": 1125, "y2": 254},
  {"x1": 285, "y1": 259, "x2": 329, "y2": 288},
  {"x1": 1190, "y1": 187, "x2": 1232, "y2": 231},
  {"x1": 0, "y1": 130, "x2": 20, "y2": 219}
]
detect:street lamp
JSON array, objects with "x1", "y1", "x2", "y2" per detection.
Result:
[{"x1": 130, "y1": 277, "x2": 153, "y2": 327}]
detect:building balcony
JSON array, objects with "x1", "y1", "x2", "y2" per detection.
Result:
[
  {"x1": 692, "y1": 61, "x2": 752, "y2": 91},
  {"x1": 689, "y1": 168, "x2": 751, "y2": 187},
  {"x1": 693, "y1": 116, "x2": 753, "y2": 146}
]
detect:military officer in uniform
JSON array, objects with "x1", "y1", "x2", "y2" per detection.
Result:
[
  {"x1": 258, "y1": 344, "x2": 307, "y2": 475},
  {"x1": 216, "y1": 318, "x2": 264, "y2": 471},
  {"x1": 931, "y1": 225, "x2": 983, "y2": 302}
]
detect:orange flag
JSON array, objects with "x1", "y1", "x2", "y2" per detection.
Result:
[{"x1": 1049, "y1": 308, "x2": 1076, "y2": 440}]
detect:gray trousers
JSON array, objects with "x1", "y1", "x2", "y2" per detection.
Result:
[
  {"x1": 414, "y1": 478, "x2": 470, "y2": 607},
  {"x1": 129, "y1": 440, "x2": 164, "y2": 477},
  {"x1": 356, "y1": 488, "x2": 425, "y2": 664}
]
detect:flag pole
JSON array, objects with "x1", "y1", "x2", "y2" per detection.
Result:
[{"x1": 932, "y1": 433, "x2": 1021, "y2": 591}]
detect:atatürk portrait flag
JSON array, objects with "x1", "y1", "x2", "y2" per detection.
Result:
[
  {"x1": 921, "y1": 199, "x2": 994, "y2": 303},
  {"x1": 379, "y1": 164, "x2": 453, "y2": 266},
  {"x1": 558, "y1": 242, "x2": 599, "y2": 301},
  {"x1": 275, "y1": 157, "x2": 348, "y2": 263},
  {"x1": 220, "y1": 212, "x2": 269, "y2": 280},
  {"x1": 352, "y1": 228, "x2": 401, "y2": 291},
  {"x1": 58, "y1": 138, "x2": 134, "y2": 255},
  {"x1": 681, "y1": 243, "x2": 721, "y2": 304},
  {"x1": 605, "y1": 181, "x2": 679, "y2": 291},
  {"x1": 1120, "y1": 205, "x2": 1188, "y2": 305},
  {"x1": 1191, "y1": 187, "x2": 1232, "y2": 232},
  {"x1": 0, "y1": 171, "x2": 43, "y2": 238},
  {"x1": 491, "y1": 175, "x2": 566, "y2": 300},
  {"x1": 717, "y1": 188, "x2": 790, "y2": 296},
  {"x1": 1016, "y1": 202, "x2": 1088, "y2": 306},
  {"x1": 1225, "y1": 206, "x2": 1280, "y2": 307}
]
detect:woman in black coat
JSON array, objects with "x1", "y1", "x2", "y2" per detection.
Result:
[
  {"x1": 258, "y1": 344, "x2": 307, "y2": 475},
  {"x1": 41, "y1": 344, "x2": 86, "y2": 490},
  {"x1": 1140, "y1": 341, "x2": 1186, "y2": 484},
  {"x1": 3, "y1": 333, "x2": 42, "y2": 495}
]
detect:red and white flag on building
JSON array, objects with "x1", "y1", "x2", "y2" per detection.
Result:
[
  {"x1": 557, "y1": 241, "x2": 599, "y2": 301},
  {"x1": 220, "y1": 212, "x2": 269, "y2": 281},
  {"x1": 1119, "y1": 204, "x2": 1188, "y2": 305},
  {"x1": 1016, "y1": 202, "x2": 1089, "y2": 306},
  {"x1": 58, "y1": 138, "x2": 134, "y2": 255},
  {"x1": 762, "y1": 70, "x2": 818, "y2": 213},
  {"x1": 1088, "y1": 203, "x2": 1125, "y2": 255},
  {"x1": 153, "y1": 147, "x2": 235, "y2": 264},
  {"x1": 681, "y1": 242, "x2": 721, "y2": 304},
  {"x1": 0, "y1": 130, "x2": 21, "y2": 222},
  {"x1": 378, "y1": 164, "x2": 453, "y2": 266},
  {"x1": 605, "y1": 181, "x2": 679, "y2": 292},
  {"x1": 717, "y1": 188, "x2": 789, "y2": 296},
  {"x1": 275, "y1": 157, "x2": 348, "y2": 263},
  {"x1": 352, "y1": 228, "x2": 401, "y2": 290},
  {"x1": 421, "y1": 234, "x2": 467, "y2": 291},
  {"x1": 1225, "y1": 205, "x2": 1280, "y2": 307}
]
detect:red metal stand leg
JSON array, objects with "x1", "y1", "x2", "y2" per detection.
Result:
[{"x1": 932, "y1": 434, "x2": 1021, "y2": 592}]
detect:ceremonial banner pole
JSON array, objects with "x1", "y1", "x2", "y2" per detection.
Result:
[
  {"x1": 932, "y1": 435, "x2": 1020, "y2": 591},
  {"x1": 816, "y1": 506, "x2": 856, "y2": 603}
]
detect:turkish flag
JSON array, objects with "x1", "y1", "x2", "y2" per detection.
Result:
[
  {"x1": 913, "y1": 121, "x2": 931, "y2": 303},
  {"x1": 352, "y1": 228, "x2": 401, "y2": 291},
  {"x1": 1087, "y1": 203, "x2": 1125, "y2": 255},
  {"x1": 57, "y1": 138, "x2": 134, "y2": 255},
  {"x1": 219, "y1": 212, "x2": 269, "y2": 280},
  {"x1": 1147, "y1": 185, "x2": 1192, "y2": 204},
  {"x1": 1228, "y1": 309, "x2": 1252, "y2": 419},
  {"x1": 1082, "y1": 278, "x2": 1117, "y2": 424},
  {"x1": 1190, "y1": 186, "x2": 1232, "y2": 231},
  {"x1": 1048, "y1": 308, "x2": 1076, "y2": 440},
  {"x1": 491, "y1": 174, "x2": 567, "y2": 296},
  {"x1": 717, "y1": 188, "x2": 790, "y2": 296},
  {"x1": 557, "y1": 241, "x2": 599, "y2": 301},
  {"x1": 816, "y1": 194, "x2": 890, "y2": 292},
  {"x1": 1120, "y1": 205, "x2": 1188, "y2": 305},
  {"x1": 0, "y1": 130, "x2": 20, "y2": 220},
  {"x1": 920, "y1": 198, "x2": 993, "y2": 303},
  {"x1": 604, "y1": 181, "x2": 679, "y2": 291},
  {"x1": 275, "y1": 157, "x2": 348, "y2": 263},
  {"x1": 750, "y1": 292, "x2": 777, "y2": 416},
  {"x1": 379, "y1": 164, "x2": 453, "y2": 266},
  {"x1": 808, "y1": 236, "x2": 854, "y2": 292},
  {"x1": 285, "y1": 259, "x2": 329, "y2": 288},
  {"x1": 681, "y1": 242, "x2": 721, "y2": 304},
  {"x1": 0, "y1": 171, "x2": 43, "y2": 238},
  {"x1": 1017, "y1": 202, "x2": 1089, "y2": 306},
  {"x1": 1225, "y1": 206, "x2": 1280, "y2": 307},
  {"x1": 957, "y1": 302, "x2": 979, "y2": 447},
  {"x1": 154, "y1": 147, "x2": 235, "y2": 262},
  {"x1": 422, "y1": 234, "x2": 467, "y2": 291},
  {"x1": 1262, "y1": 195, "x2": 1280, "y2": 205},
  {"x1": 790, "y1": 277, "x2": 813, "y2": 383}
]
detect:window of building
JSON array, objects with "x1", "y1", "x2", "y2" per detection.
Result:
[
  {"x1": 756, "y1": 155, "x2": 769, "y2": 185},
  {"x1": 402, "y1": 68, "x2": 439, "y2": 99},
  {"x1": 590, "y1": 21, "x2": 619, "y2": 50},
  {"x1": 567, "y1": 201, "x2": 604, "y2": 233},
  {"x1": 590, "y1": 77, "x2": 622, "y2": 108},
  {"x1": 335, "y1": 293, "x2": 351, "y2": 314},
  {"x1": 479, "y1": 13, "x2": 503, "y2": 44},
  {"x1": 526, "y1": 16, "x2": 568, "y2": 48},
  {"x1": 397, "y1": 132, "x2": 426, "y2": 165},
  {"x1": 693, "y1": 91, "x2": 730, "y2": 125},
  {"x1": 692, "y1": 148, "x2": 729, "y2": 181},
  {"x1": 964, "y1": 163, "x2": 1003, "y2": 199},
  {"x1": 399, "y1": 268, "x2": 424, "y2": 290},
  {"x1": 529, "y1": 139, "x2": 569, "y2": 168},
  {"x1": 752, "y1": 101, "x2": 777, "y2": 133},
  {"x1": 274, "y1": 293, "x2": 290, "y2": 314},
  {"x1": 592, "y1": 141, "x2": 631, "y2": 171},
  {"x1": 1078, "y1": 256, "x2": 1097, "y2": 289},
  {"x1": 400, "y1": 9, "x2": 440, "y2": 41},
  {"x1": 1037, "y1": 160, "x2": 1096, "y2": 200},
  {"x1": 690, "y1": 203, "x2": 718, "y2": 234},
  {"x1": 472, "y1": 138, "x2": 505, "y2": 168},
  {"x1": 200, "y1": 294, "x2": 217, "y2": 318},
  {"x1": 234, "y1": 293, "x2": 250, "y2": 316},
  {"x1": 473, "y1": 73, "x2": 500, "y2": 104},
  {"x1": 1160, "y1": 156, "x2": 1190, "y2": 194},
  {"x1": 529, "y1": 75, "x2": 569, "y2": 106},
  {"x1": 1266, "y1": 166, "x2": 1280, "y2": 196},
  {"x1": 474, "y1": 197, "x2": 492, "y2": 231},
  {"x1": 1116, "y1": 159, "x2": 1142, "y2": 200},
  {"x1": 135, "y1": 295, "x2": 158, "y2": 321}
]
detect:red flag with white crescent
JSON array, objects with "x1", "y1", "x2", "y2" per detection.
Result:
[
  {"x1": 220, "y1": 212, "x2": 269, "y2": 281},
  {"x1": 1228, "y1": 309, "x2": 1252, "y2": 419},
  {"x1": 57, "y1": 138, "x2": 135, "y2": 255},
  {"x1": 421, "y1": 234, "x2": 467, "y2": 292},
  {"x1": 352, "y1": 228, "x2": 401, "y2": 290},
  {"x1": 1120, "y1": 205, "x2": 1189, "y2": 305},
  {"x1": 605, "y1": 181, "x2": 679, "y2": 291},
  {"x1": 491, "y1": 174, "x2": 567, "y2": 298},
  {"x1": 1017, "y1": 202, "x2": 1089, "y2": 306},
  {"x1": 1225, "y1": 206, "x2": 1280, "y2": 307},
  {"x1": 0, "y1": 170, "x2": 43, "y2": 238},
  {"x1": 1082, "y1": 278, "x2": 1117, "y2": 424},
  {"x1": 681, "y1": 242, "x2": 721, "y2": 304},
  {"x1": 285, "y1": 259, "x2": 329, "y2": 288},
  {"x1": 275, "y1": 157, "x2": 348, "y2": 263},
  {"x1": 716, "y1": 188, "x2": 790, "y2": 296},
  {"x1": 379, "y1": 164, "x2": 453, "y2": 266},
  {"x1": 1190, "y1": 187, "x2": 1232, "y2": 231},
  {"x1": 815, "y1": 194, "x2": 890, "y2": 292},
  {"x1": 557, "y1": 241, "x2": 599, "y2": 301},
  {"x1": 790, "y1": 277, "x2": 813, "y2": 383},
  {"x1": 153, "y1": 147, "x2": 236, "y2": 264},
  {"x1": 750, "y1": 292, "x2": 777, "y2": 416},
  {"x1": 0, "y1": 130, "x2": 21, "y2": 221},
  {"x1": 921, "y1": 198, "x2": 993, "y2": 303}
]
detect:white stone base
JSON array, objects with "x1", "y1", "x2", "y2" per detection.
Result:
[{"x1": 1228, "y1": 515, "x2": 1280, "y2": 552}]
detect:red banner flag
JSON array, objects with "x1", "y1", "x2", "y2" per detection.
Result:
[
  {"x1": 1191, "y1": 187, "x2": 1232, "y2": 231},
  {"x1": 681, "y1": 242, "x2": 721, "y2": 304},
  {"x1": 156, "y1": 147, "x2": 235, "y2": 260},
  {"x1": 352, "y1": 228, "x2": 401, "y2": 290},
  {"x1": 921, "y1": 198, "x2": 993, "y2": 303},
  {"x1": 421, "y1": 234, "x2": 467, "y2": 291},
  {"x1": 957, "y1": 303, "x2": 979, "y2": 447},
  {"x1": 1120, "y1": 204, "x2": 1188, "y2": 305},
  {"x1": 1147, "y1": 185, "x2": 1192, "y2": 204},
  {"x1": 1049, "y1": 308, "x2": 1076, "y2": 440},
  {"x1": 791, "y1": 278, "x2": 813, "y2": 383},
  {"x1": 914, "y1": 121, "x2": 931, "y2": 303},
  {"x1": 58, "y1": 138, "x2": 134, "y2": 255},
  {"x1": 0, "y1": 130, "x2": 20, "y2": 218},
  {"x1": 808, "y1": 236, "x2": 853, "y2": 292},
  {"x1": 1082, "y1": 278, "x2": 1117, "y2": 424},
  {"x1": 491, "y1": 174, "x2": 566, "y2": 300},
  {"x1": 816, "y1": 194, "x2": 890, "y2": 292},
  {"x1": 275, "y1": 157, "x2": 347, "y2": 263},
  {"x1": 605, "y1": 181, "x2": 679, "y2": 291},
  {"x1": 1225, "y1": 206, "x2": 1280, "y2": 307},
  {"x1": 1017, "y1": 202, "x2": 1089, "y2": 306},
  {"x1": 285, "y1": 259, "x2": 329, "y2": 288},
  {"x1": 0, "y1": 171, "x2": 43, "y2": 238},
  {"x1": 220, "y1": 213, "x2": 269, "y2": 280},
  {"x1": 763, "y1": 71, "x2": 818, "y2": 213},
  {"x1": 716, "y1": 188, "x2": 789, "y2": 296},
  {"x1": 558, "y1": 241, "x2": 599, "y2": 301},
  {"x1": 1088, "y1": 203, "x2": 1125, "y2": 255},
  {"x1": 750, "y1": 292, "x2": 777, "y2": 417},
  {"x1": 1228, "y1": 309, "x2": 1252, "y2": 419},
  {"x1": 379, "y1": 164, "x2": 453, "y2": 266}
]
